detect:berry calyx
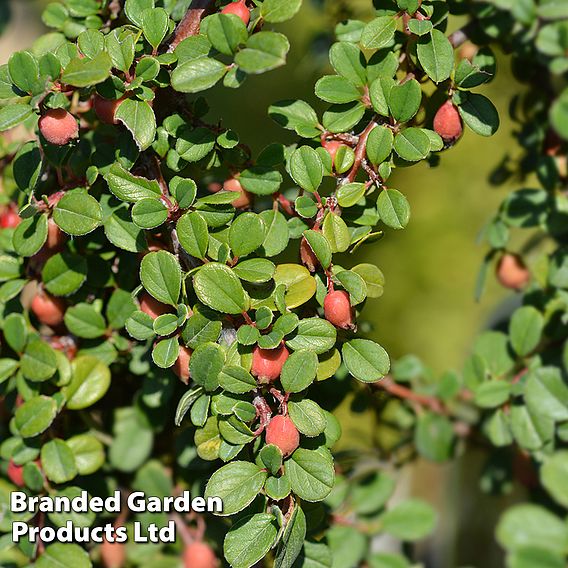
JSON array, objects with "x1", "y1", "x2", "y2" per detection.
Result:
[
  {"x1": 251, "y1": 345, "x2": 289, "y2": 384},
  {"x1": 31, "y1": 291, "x2": 66, "y2": 327},
  {"x1": 0, "y1": 204, "x2": 20, "y2": 229},
  {"x1": 221, "y1": 1, "x2": 250, "y2": 25},
  {"x1": 7, "y1": 460, "x2": 25, "y2": 487},
  {"x1": 433, "y1": 100, "x2": 463, "y2": 143},
  {"x1": 323, "y1": 140, "x2": 345, "y2": 167},
  {"x1": 300, "y1": 237, "x2": 318, "y2": 272},
  {"x1": 324, "y1": 290, "x2": 354, "y2": 330},
  {"x1": 265, "y1": 415, "x2": 300, "y2": 456},
  {"x1": 139, "y1": 293, "x2": 172, "y2": 319},
  {"x1": 173, "y1": 346, "x2": 192, "y2": 383},
  {"x1": 224, "y1": 178, "x2": 253, "y2": 209},
  {"x1": 94, "y1": 95, "x2": 123, "y2": 125},
  {"x1": 183, "y1": 541, "x2": 219, "y2": 568},
  {"x1": 38, "y1": 108, "x2": 79, "y2": 146},
  {"x1": 496, "y1": 253, "x2": 531, "y2": 291},
  {"x1": 101, "y1": 539, "x2": 126, "y2": 568}
]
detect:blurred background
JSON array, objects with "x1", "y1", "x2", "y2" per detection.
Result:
[{"x1": 0, "y1": 1, "x2": 527, "y2": 566}]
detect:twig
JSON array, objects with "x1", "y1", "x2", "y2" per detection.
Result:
[
  {"x1": 169, "y1": 0, "x2": 216, "y2": 51},
  {"x1": 375, "y1": 376, "x2": 446, "y2": 414},
  {"x1": 345, "y1": 121, "x2": 377, "y2": 184}
]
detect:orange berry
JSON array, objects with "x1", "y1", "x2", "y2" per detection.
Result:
[
  {"x1": 224, "y1": 178, "x2": 253, "y2": 209},
  {"x1": 139, "y1": 293, "x2": 172, "y2": 319},
  {"x1": 101, "y1": 539, "x2": 126, "y2": 568},
  {"x1": 31, "y1": 291, "x2": 66, "y2": 327},
  {"x1": 433, "y1": 100, "x2": 463, "y2": 142},
  {"x1": 7, "y1": 460, "x2": 25, "y2": 487},
  {"x1": 265, "y1": 415, "x2": 300, "y2": 456},
  {"x1": 221, "y1": 1, "x2": 250, "y2": 25},
  {"x1": 173, "y1": 346, "x2": 192, "y2": 383},
  {"x1": 38, "y1": 108, "x2": 79, "y2": 146},
  {"x1": 324, "y1": 290, "x2": 354, "y2": 330},
  {"x1": 496, "y1": 253, "x2": 530, "y2": 291},
  {"x1": 183, "y1": 541, "x2": 219, "y2": 568},
  {"x1": 251, "y1": 345, "x2": 289, "y2": 384},
  {"x1": 323, "y1": 140, "x2": 344, "y2": 167},
  {"x1": 94, "y1": 95, "x2": 123, "y2": 125}
]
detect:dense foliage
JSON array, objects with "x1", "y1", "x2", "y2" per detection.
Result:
[{"x1": 0, "y1": 0, "x2": 566, "y2": 567}]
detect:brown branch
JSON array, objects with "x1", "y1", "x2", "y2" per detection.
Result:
[
  {"x1": 375, "y1": 376, "x2": 446, "y2": 414},
  {"x1": 345, "y1": 121, "x2": 377, "y2": 184},
  {"x1": 169, "y1": 0, "x2": 216, "y2": 51}
]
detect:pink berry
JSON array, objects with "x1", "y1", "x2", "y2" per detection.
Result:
[
  {"x1": 38, "y1": 108, "x2": 79, "y2": 146},
  {"x1": 251, "y1": 345, "x2": 289, "y2": 384},
  {"x1": 221, "y1": 1, "x2": 250, "y2": 25},
  {"x1": 433, "y1": 100, "x2": 463, "y2": 142},
  {"x1": 265, "y1": 415, "x2": 300, "y2": 456},
  {"x1": 324, "y1": 290, "x2": 354, "y2": 330},
  {"x1": 496, "y1": 253, "x2": 530, "y2": 291}
]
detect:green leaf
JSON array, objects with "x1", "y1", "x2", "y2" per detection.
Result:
[
  {"x1": 289, "y1": 399, "x2": 326, "y2": 436},
  {"x1": 229, "y1": 212, "x2": 266, "y2": 257},
  {"x1": 109, "y1": 407, "x2": 153, "y2": 472},
  {"x1": 524, "y1": 367, "x2": 568, "y2": 421},
  {"x1": 15, "y1": 396, "x2": 57, "y2": 438},
  {"x1": 177, "y1": 211, "x2": 209, "y2": 259},
  {"x1": 35, "y1": 544, "x2": 91, "y2": 568},
  {"x1": 235, "y1": 32, "x2": 290, "y2": 74},
  {"x1": 172, "y1": 56, "x2": 228, "y2": 93},
  {"x1": 240, "y1": 166, "x2": 282, "y2": 196},
  {"x1": 474, "y1": 381, "x2": 511, "y2": 409},
  {"x1": 509, "y1": 306, "x2": 544, "y2": 356},
  {"x1": 205, "y1": 13, "x2": 248, "y2": 56},
  {"x1": 115, "y1": 99, "x2": 156, "y2": 151},
  {"x1": 64, "y1": 303, "x2": 107, "y2": 339},
  {"x1": 152, "y1": 337, "x2": 180, "y2": 369},
  {"x1": 193, "y1": 263, "x2": 247, "y2": 314},
  {"x1": 274, "y1": 505, "x2": 306, "y2": 568},
  {"x1": 315, "y1": 75, "x2": 361, "y2": 104},
  {"x1": 281, "y1": 350, "x2": 318, "y2": 393},
  {"x1": 388, "y1": 79, "x2": 422, "y2": 123},
  {"x1": 261, "y1": 0, "x2": 302, "y2": 23},
  {"x1": 0, "y1": 104, "x2": 33, "y2": 132},
  {"x1": 21, "y1": 339, "x2": 58, "y2": 382},
  {"x1": 286, "y1": 317, "x2": 336, "y2": 354},
  {"x1": 457, "y1": 93, "x2": 499, "y2": 137},
  {"x1": 67, "y1": 434, "x2": 105, "y2": 476},
  {"x1": 329, "y1": 42, "x2": 366, "y2": 87},
  {"x1": 541, "y1": 451, "x2": 568, "y2": 508},
  {"x1": 140, "y1": 251, "x2": 182, "y2": 306},
  {"x1": 393, "y1": 128, "x2": 431, "y2": 161},
  {"x1": 224, "y1": 513, "x2": 279, "y2": 568},
  {"x1": 1, "y1": 313, "x2": 24, "y2": 352},
  {"x1": 382, "y1": 499, "x2": 437, "y2": 541},
  {"x1": 336, "y1": 182, "x2": 365, "y2": 208},
  {"x1": 218, "y1": 366, "x2": 257, "y2": 394},
  {"x1": 323, "y1": 101, "x2": 366, "y2": 133},
  {"x1": 61, "y1": 52, "x2": 112, "y2": 87},
  {"x1": 342, "y1": 339, "x2": 390, "y2": 382},
  {"x1": 551, "y1": 88, "x2": 568, "y2": 140},
  {"x1": 205, "y1": 461, "x2": 267, "y2": 515},
  {"x1": 234, "y1": 258, "x2": 276, "y2": 283},
  {"x1": 125, "y1": 0, "x2": 154, "y2": 27},
  {"x1": 105, "y1": 163, "x2": 161, "y2": 203},
  {"x1": 285, "y1": 448, "x2": 335, "y2": 501},
  {"x1": 360, "y1": 16, "x2": 396, "y2": 50},
  {"x1": 268, "y1": 99, "x2": 320, "y2": 138},
  {"x1": 189, "y1": 342, "x2": 224, "y2": 391},
  {"x1": 322, "y1": 213, "x2": 350, "y2": 253},
  {"x1": 496, "y1": 505, "x2": 568, "y2": 554},
  {"x1": 303, "y1": 230, "x2": 332, "y2": 269},
  {"x1": 414, "y1": 412, "x2": 455, "y2": 462},
  {"x1": 8, "y1": 51, "x2": 39, "y2": 94},
  {"x1": 290, "y1": 146, "x2": 323, "y2": 192},
  {"x1": 53, "y1": 190, "x2": 102, "y2": 236},
  {"x1": 13, "y1": 214, "x2": 48, "y2": 257},
  {"x1": 62, "y1": 356, "x2": 111, "y2": 410},
  {"x1": 416, "y1": 30, "x2": 454, "y2": 83},
  {"x1": 377, "y1": 189, "x2": 410, "y2": 230},
  {"x1": 142, "y1": 7, "x2": 169, "y2": 49},
  {"x1": 131, "y1": 198, "x2": 168, "y2": 229},
  {"x1": 41, "y1": 439, "x2": 77, "y2": 484},
  {"x1": 366, "y1": 125, "x2": 393, "y2": 166},
  {"x1": 42, "y1": 252, "x2": 88, "y2": 296}
]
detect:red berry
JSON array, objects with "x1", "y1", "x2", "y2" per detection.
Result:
[
  {"x1": 45, "y1": 218, "x2": 66, "y2": 252},
  {"x1": 265, "y1": 415, "x2": 300, "y2": 456},
  {"x1": 31, "y1": 291, "x2": 66, "y2": 327},
  {"x1": 38, "y1": 108, "x2": 79, "y2": 146},
  {"x1": 139, "y1": 293, "x2": 172, "y2": 319},
  {"x1": 324, "y1": 290, "x2": 354, "y2": 330},
  {"x1": 183, "y1": 541, "x2": 219, "y2": 568},
  {"x1": 221, "y1": 1, "x2": 250, "y2": 25},
  {"x1": 0, "y1": 204, "x2": 20, "y2": 229},
  {"x1": 224, "y1": 178, "x2": 253, "y2": 209},
  {"x1": 433, "y1": 100, "x2": 463, "y2": 142},
  {"x1": 173, "y1": 346, "x2": 192, "y2": 383},
  {"x1": 251, "y1": 345, "x2": 289, "y2": 384},
  {"x1": 300, "y1": 237, "x2": 318, "y2": 272},
  {"x1": 101, "y1": 539, "x2": 126, "y2": 568},
  {"x1": 496, "y1": 253, "x2": 530, "y2": 291},
  {"x1": 7, "y1": 460, "x2": 25, "y2": 487},
  {"x1": 94, "y1": 95, "x2": 123, "y2": 125},
  {"x1": 323, "y1": 140, "x2": 344, "y2": 167}
]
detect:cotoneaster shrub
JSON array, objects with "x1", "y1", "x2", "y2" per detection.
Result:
[{"x1": 0, "y1": 1, "x2": 566, "y2": 568}]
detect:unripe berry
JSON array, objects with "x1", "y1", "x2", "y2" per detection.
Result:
[
  {"x1": 221, "y1": 1, "x2": 250, "y2": 25},
  {"x1": 139, "y1": 293, "x2": 171, "y2": 319},
  {"x1": 496, "y1": 253, "x2": 531, "y2": 291},
  {"x1": 7, "y1": 460, "x2": 25, "y2": 487},
  {"x1": 38, "y1": 108, "x2": 79, "y2": 146},
  {"x1": 323, "y1": 140, "x2": 344, "y2": 167},
  {"x1": 173, "y1": 346, "x2": 192, "y2": 383},
  {"x1": 94, "y1": 95, "x2": 122, "y2": 125},
  {"x1": 300, "y1": 237, "x2": 318, "y2": 272},
  {"x1": 266, "y1": 415, "x2": 300, "y2": 456},
  {"x1": 251, "y1": 345, "x2": 289, "y2": 384},
  {"x1": 0, "y1": 204, "x2": 20, "y2": 229},
  {"x1": 31, "y1": 291, "x2": 66, "y2": 327},
  {"x1": 101, "y1": 539, "x2": 126, "y2": 568},
  {"x1": 324, "y1": 290, "x2": 354, "y2": 330},
  {"x1": 224, "y1": 178, "x2": 253, "y2": 209},
  {"x1": 183, "y1": 541, "x2": 219, "y2": 568},
  {"x1": 433, "y1": 101, "x2": 463, "y2": 142}
]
